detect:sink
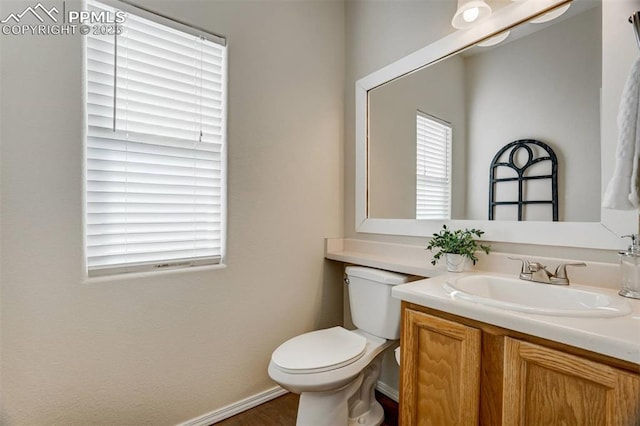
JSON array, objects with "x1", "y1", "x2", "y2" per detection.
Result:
[{"x1": 443, "y1": 275, "x2": 632, "y2": 317}]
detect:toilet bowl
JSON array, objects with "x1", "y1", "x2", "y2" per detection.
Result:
[
  {"x1": 268, "y1": 266, "x2": 410, "y2": 426},
  {"x1": 268, "y1": 327, "x2": 396, "y2": 426},
  {"x1": 268, "y1": 327, "x2": 393, "y2": 393}
]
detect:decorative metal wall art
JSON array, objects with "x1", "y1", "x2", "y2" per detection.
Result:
[{"x1": 489, "y1": 139, "x2": 558, "y2": 221}]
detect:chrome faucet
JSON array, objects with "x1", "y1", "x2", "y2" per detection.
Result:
[{"x1": 509, "y1": 257, "x2": 585, "y2": 285}]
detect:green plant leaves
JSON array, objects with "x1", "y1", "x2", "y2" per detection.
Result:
[{"x1": 426, "y1": 225, "x2": 491, "y2": 266}]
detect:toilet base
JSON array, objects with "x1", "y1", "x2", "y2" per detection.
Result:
[
  {"x1": 347, "y1": 354, "x2": 385, "y2": 426},
  {"x1": 295, "y1": 355, "x2": 387, "y2": 426},
  {"x1": 348, "y1": 400, "x2": 384, "y2": 426},
  {"x1": 296, "y1": 374, "x2": 364, "y2": 426}
]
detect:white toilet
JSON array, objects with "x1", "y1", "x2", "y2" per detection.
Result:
[{"x1": 268, "y1": 266, "x2": 410, "y2": 426}]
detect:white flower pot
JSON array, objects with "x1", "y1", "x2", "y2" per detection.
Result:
[{"x1": 445, "y1": 253, "x2": 467, "y2": 272}]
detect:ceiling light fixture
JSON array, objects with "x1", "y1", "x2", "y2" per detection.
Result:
[
  {"x1": 451, "y1": 0, "x2": 492, "y2": 29},
  {"x1": 477, "y1": 30, "x2": 511, "y2": 47},
  {"x1": 530, "y1": 3, "x2": 571, "y2": 24}
]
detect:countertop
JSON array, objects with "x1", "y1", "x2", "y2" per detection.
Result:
[{"x1": 392, "y1": 272, "x2": 640, "y2": 365}]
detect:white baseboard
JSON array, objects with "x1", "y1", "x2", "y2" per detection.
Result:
[
  {"x1": 376, "y1": 380, "x2": 399, "y2": 402},
  {"x1": 178, "y1": 381, "x2": 395, "y2": 425},
  {"x1": 178, "y1": 386, "x2": 288, "y2": 426}
]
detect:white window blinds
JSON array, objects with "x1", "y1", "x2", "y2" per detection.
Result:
[
  {"x1": 416, "y1": 111, "x2": 452, "y2": 220},
  {"x1": 85, "y1": 0, "x2": 227, "y2": 277}
]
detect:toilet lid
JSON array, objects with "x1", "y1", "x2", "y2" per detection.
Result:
[{"x1": 271, "y1": 327, "x2": 367, "y2": 374}]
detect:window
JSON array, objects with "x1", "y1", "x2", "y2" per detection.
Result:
[
  {"x1": 416, "y1": 111, "x2": 452, "y2": 220},
  {"x1": 84, "y1": 0, "x2": 227, "y2": 277}
]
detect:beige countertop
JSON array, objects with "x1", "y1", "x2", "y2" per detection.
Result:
[{"x1": 392, "y1": 271, "x2": 640, "y2": 365}]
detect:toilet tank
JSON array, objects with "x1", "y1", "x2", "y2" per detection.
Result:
[{"x1": 345, "y1": 266, "x2": 411, "y2": 340}]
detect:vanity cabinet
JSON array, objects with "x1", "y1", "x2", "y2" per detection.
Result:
[
  {"x1": 399, "y1": 303, "x2": 640, "y2": 426},
  {"x1": 400, "y1": 308, "x2": 481, "y2": 425},
  {"x1": 503, "y1": 338, "x2": 640, "y2": 425}
]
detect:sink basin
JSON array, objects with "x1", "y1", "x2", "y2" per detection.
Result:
[{"x1": 443, "y1": 275, "x2": 632, "y2": 317}]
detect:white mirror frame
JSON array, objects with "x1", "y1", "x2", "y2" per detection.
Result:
[{"x1": 355, "y1": 0, "x2": 638, "y2": 249}]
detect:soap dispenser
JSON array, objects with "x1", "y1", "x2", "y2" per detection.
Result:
[{"x1": 619, "y1": 234, "x2": 640, "y2": 299}]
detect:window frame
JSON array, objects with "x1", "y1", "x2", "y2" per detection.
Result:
[
  {"x1": 415, "y1": 110, "x2": 452, "y2": 220},
  {"x1": 82, "y1": 0, "x2": 228, "y2": 278}
]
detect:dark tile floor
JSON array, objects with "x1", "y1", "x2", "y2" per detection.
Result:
[
  {"x1": 214, "y1": 391, "x2": 398, "y2": 425},
  {"x1": 215, "y1": 393, "x2": 299, "y2": 426}
]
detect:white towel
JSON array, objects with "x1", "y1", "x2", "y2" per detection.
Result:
[{"x1": 603, "y1": 57, "x2": 640, "y2": 210}]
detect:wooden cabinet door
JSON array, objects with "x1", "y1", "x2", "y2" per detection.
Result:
[
  {"x1": 503, "y1": 337, "x2": 640, "y2": 426},
  {"x1": 400, "y1": 309, "x2": 481, "y2": 426}
]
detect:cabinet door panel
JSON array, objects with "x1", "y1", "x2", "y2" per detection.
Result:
[
  {"x1": 503, "y1": 337, "x2": 640, "y2": 426},
  {"x1": 400, "y1": 309, "x2": 481, "y2": 426}
]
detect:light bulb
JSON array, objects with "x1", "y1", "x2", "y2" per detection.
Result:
[
  {"x1": 463, "y1": 7, "x2": 480, "y2": 23},
  {"x1": 451, "y1": 0, "x2": 492, "y2": 29}
]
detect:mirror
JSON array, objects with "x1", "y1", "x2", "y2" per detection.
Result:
[
  {"x1": 368, "y1": 1, "x2": 600, "y2": 222},
  {"x1": 355, "y1": 0, "x2": 638, "y2": 249}
]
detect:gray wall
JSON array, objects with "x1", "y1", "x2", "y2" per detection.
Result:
[
  {"x1": 369, "y1": 57, "x2": 466, "y2": 219},
  {"x1": 0, "y1": 0, "x2": 344, "y2": 424},
  {"x1": 465, "y1": 7, "x2": 601, "y2": 221},
  {"x1": 345, "y1": 0, "x2": 457, "y2": 399},
  {"x1": 345, "y1": 0, "x2": 456, "y2": 229}
]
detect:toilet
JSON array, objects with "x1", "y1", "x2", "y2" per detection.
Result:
[{"x1": 268, "y1": 266, "x2": 410, "y2": 426}]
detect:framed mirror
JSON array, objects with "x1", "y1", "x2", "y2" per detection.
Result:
[{"x1": 355, "y1": 0, "x2": 638, "y2": 249}]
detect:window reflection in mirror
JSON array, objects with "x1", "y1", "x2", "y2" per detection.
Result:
[{"x1": 416, "y1": 111, "x2": 452, "y2": 220}]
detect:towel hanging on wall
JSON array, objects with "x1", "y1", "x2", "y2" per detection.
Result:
[{"x1": 603, "y1": 56, "x2": 640, "y2": 210}]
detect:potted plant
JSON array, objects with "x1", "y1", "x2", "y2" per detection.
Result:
[{"x1": 426, "y1": 225, "x2": 491, "y2": 272}]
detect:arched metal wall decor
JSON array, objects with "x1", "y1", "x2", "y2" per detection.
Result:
[{"x1": 489, "y1": 139, "x2": 558, "y2": 221}]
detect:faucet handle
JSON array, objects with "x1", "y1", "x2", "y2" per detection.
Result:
[
  {"x1": 551, "y1": 262, "x2": 586, "y2": 285},
  {"x1": 529, "y1": 262, "x2": 553, "y2": 279},
  {"x1": 528, "y1": 262, "x2": 546, "y2": 271},
  {"x1": 508, "y1": 257, "x2": 530, "y2": 274}
]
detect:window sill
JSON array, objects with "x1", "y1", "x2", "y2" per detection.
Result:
[{"x1": 83, "y1": 262, "x2": 227, "y2": 284}]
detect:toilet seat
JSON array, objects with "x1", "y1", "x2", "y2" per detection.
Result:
[{"x1": 271, "y1": 327, "x2": 367, "y2": 374}]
